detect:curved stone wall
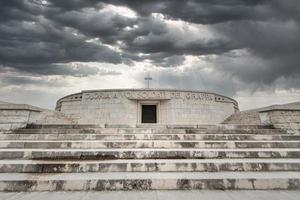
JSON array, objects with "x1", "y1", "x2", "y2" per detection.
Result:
[{"x1": 56, "y1": 89, "x2": 238, "y2": 126}]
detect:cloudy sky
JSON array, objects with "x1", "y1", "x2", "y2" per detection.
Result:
[{"x1": 0, "y1": 0, "x2": 300, "y2": 110}]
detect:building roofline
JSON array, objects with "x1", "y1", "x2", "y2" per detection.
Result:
[{"x1": 56, "y1": 88, "x2": 238, "y2": 105}]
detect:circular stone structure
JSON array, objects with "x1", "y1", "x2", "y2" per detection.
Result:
[{"x1": 56, "y1": 89, "x2": 239, "y2": 127}]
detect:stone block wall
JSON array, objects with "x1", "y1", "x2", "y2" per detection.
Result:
[
  {"x1": 57, "y1": 89, "x2": 238, "y2": 127},
  {"x1": 223, "y1": 111, "x2": 262, "y2": 125},
  {"x1": 260, "y1": 110, "x2": 300, "y2": 133},
  {"x1": 223, "y1": 107, "x2": 300, "y2": 134},
  {"x1": 0, "y1": 109, "x2": 36, "y2": 130},
  {"x1": 0, "y1": 103, "x2": 76, "y2": 131},
  {"x1": 32, "y1": 110, "x2": 76, "y2": 125}
]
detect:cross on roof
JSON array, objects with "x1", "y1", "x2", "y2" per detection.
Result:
[{"x1": 144, "y1": 74, "x2": 152, "y2": 89}]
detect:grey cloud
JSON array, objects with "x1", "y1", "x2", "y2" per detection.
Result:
[
  {"x1": 50, "y1": 7, "x2": 137, "y2": 41},
  {"x1": 98, "y1": 69, "x2": 122, "y2": 76},
  {"x1": 151, "y1": 55, "x2": 185, "y2": 68},
  {"x1": 0, "y1": 18, "x2": 122, "y2": 65},
  {"x1": 47, "y1": 0, "x2": 102, "y2": 11},
  {"x1": 136, "y1": 65, "x2": 238, "y2": 97},
  {"x1": 0, "y1": 75, "x2": 65, "y2": 87},
  {"x1": 0, "y1": 0, "x2": 300, "y2": 93},
  {"x1": 209, "y1": 20, "x2": 300, "y2": 87},
  {"x1": 105, "y1": 0, "x2": 278, "y2": 24},
  {"x1": 0, "y1": 1, "x2": 122, "y2": 75},
  {"x1": 1, "y1": 63, "x2": 100, "y2": 77}
]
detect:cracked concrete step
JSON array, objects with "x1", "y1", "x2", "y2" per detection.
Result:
[
  {"x1": 1, "y1": 190, "x2": 300, "y2": 199},
  {"x1": 24, "y1": 124, "x2": 100, "y2": 129},
  {"x1": 1, "y1": 159, "x2": 300, "y2": 173},
  {"x1": 14, "y1": 128, "x2": 186, "y2": 134},
  {"x1": 1, "y1": 148, "x2": 300, "y2": 159},
  {"x1": 0, "y1": 172, "x2": 300, "y2": 191},
  {"x1": 26, "y1": 124, "x2": 274, "y2": 129},
  {"x1": 1, "y1": 140, "x2": 300, "y2": 149},
  {"x1": 140, "y1": 124, "x2": 273, "y2": 129},
  {"x1": 12, "y1": 129, "x2": 286, "y2": 135},
  {"x1": 1, "y1": 134, "x2": 299, "y2": 141},
  {"x1": 185, "y1": 129, "x2": 286, "y2": 135}
]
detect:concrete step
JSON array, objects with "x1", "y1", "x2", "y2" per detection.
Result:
[
  {"x1": 1, "y1": 133, "x2": 299, "y2": 141},
  {"x1": 1, "y1": 148, "x2": 300, "y2": 159},
  {"x1": 25, "y1": 124, "x2": 100, "y2": 129},
  {"x1": 14, "y1": 128, "x2": 186, "y2": 134},
  {"x1": 186, "y1": 129, "x2": 286, "y2": 135},
  {"x1": 216, "y1": 124, "x2": 275, "y2": 129},
  {"x1": 137, "y1": 124, "x2": 274, "y2": 129},
  {"x1": 1, "y1": 159, "x2": 300, "y2": 173},
  {"x1": 1, "y1": 140, "x2": 300, "y2": 149},
  {"x1": 1, "y1": 190, "x2": 300, "y2": 199},
  {"x1": 12, "y1": 128, "x2": 286, "y2": 135},
  {"x1": 0, "y1": 172, "x2": 299, "y2": 191},
  {"x1": 27, "y1": 124, "x2": 274, "y2": 130}
]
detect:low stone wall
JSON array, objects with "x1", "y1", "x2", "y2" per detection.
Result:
[
  {"x1": 223, "y1": 102, "x2": 300, "y2": 134},
  {"x1": 223, "y1": 111, "x2": 261, "y2": 125},
  {"x1": 260, "y1": 110, "x2": 300, "y2": 133},
  {"x1": 0, "y1": 103, "x2": 75, "y2": 131},
  {"x1": 0, "y1": 103, "x2": 42, "y2": 130},
  {"x1": 0, "y1": 109, "x2": 39, "y2": 130}
]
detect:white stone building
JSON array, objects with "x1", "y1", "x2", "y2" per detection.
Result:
[{"x1": 55, "y1": 89, "x2": 239, "y2": 127}]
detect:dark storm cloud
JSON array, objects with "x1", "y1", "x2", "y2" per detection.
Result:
[
  {"x1": 105, "y1": 0, "x2": 276, "y2": 24},
  {"x1": 1, "y1": 62, "x2": 123, "y2": 77},
  {"x1": 109, "y1": 0, "x2": 300, "y2": 24},
  {"x1": 0, "y1": 0, "x2": 299, "y2": 94},
  {"x1": 49, "y1": 7, "x2": 136, "y2": 41},
  {"x1": 106, "y1": 0, "x2": 299, "y2": 92},
  {"x1": 152, "y1": 55, "x2": 186, "y2": 68},
  {"x1": 0, "y1": 0, "x2": 122, "y2": 75},
  {"x1": 210, "y1": 19, "x2": 300, "y2": 86}
]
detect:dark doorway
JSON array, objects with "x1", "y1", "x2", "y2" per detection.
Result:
[{"x1": 142, "y1": 105, "x2": 157, "y2": 123}]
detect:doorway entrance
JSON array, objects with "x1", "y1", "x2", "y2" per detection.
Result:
[{"x1": 141, "y1": 105, "x2": 157, "y2": 123}]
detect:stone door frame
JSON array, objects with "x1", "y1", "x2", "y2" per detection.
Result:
[{"x1": 137, "y1": 100, "x2": 160, "y2": 124}]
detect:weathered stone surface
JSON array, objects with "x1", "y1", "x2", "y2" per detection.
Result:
[
  {"x1": 0, "y1": 172, "x2": 300, "y2": 191},
  {"x1": 2, "y1": 133, "x2": 299, "y2": 141},
  {"x1": 56, "y1": 89, "x2": 238, "y2": 126},
  {"x1": 0, "y1": 125, "x2": 300, "y2": 191},
  {"x1": 1, "y1": 159, "x2": 300, "y2": 173},
  {"x1": 223, "y1": 111, "x2": 261, "y2": 125},
  {"x1": 224, "y1": 101, "x2": 300, "y2": 134},
  {"x1": 1, "y1": 140, "x2": 300, "y2": 149},
  {"x1": 0, "y1": 148, "x2": 299, "y2": 160},
  {"x1": 11, "y1": 127, "x2": 286, "y2": 135},
  {"x1": 1, "y1": 190, "x2": 300, "y2": 200},
  {"x1": 0, "y1": 102, "x2": 75, "y2": 131}
]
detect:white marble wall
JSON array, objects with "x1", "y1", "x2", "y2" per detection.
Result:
[{"x1": 58, "y1": 89, "x2": 237, "y2": 127}]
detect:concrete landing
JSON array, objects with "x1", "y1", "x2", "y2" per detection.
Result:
[{"x1": 0, "y1": 191, "x2": 300, "y2": 200}]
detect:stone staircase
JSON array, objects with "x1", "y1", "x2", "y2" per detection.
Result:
[{"x1": 0, "y1": 124, "x2": 300, "y2": 191}]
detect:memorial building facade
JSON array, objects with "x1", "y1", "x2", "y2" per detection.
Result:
[{"x1": 55, "y1": 89, "x2": 238, "y2": 127}]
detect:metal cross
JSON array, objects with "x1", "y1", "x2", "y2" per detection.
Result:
[{"x1": 144, "y1": 74, "x2": 152, "y2": 89}]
